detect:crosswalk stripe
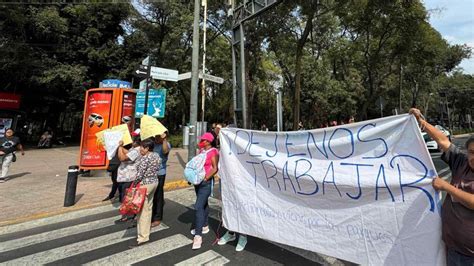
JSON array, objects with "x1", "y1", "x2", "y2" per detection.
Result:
[
  {"x1": 2, "y1": 223, "x2": 169, "y2": 265},
  {"x1": 175, "y1": 250, "x2": 230, "y2": 266},
  {"x1": 0, "y1": 204, "x2": 117, "y2": 235},
  {"x1": 85, "y1": 234, "x2": 192, "y2": 265},
  {"x1": 0, "y1": 216, "x2": 121, "y2": 252}
]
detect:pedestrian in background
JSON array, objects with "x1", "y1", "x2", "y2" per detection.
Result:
[
  {"x1": 0, "y1": 128, "x2": 25, "y2": 183},
  {"x1": 151, "y1": 131, "x2": 171, "y2": 227},
  {"x1": 191, "y1": 132, "x2": 219, "y2": 249},
  {"x1": 210, "y1": 123, "x2": 222, "y2": 148},
  {"x1": 129, "y1": 138, "x2": 161, "y2": 248}
]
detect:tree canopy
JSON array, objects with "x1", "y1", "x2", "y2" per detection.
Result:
[{"x1": 0, "y1": 0, "x2": 471, "y2": 138}]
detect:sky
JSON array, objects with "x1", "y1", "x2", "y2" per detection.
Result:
[{"x1": 424, "y1": 0, "x2": 474, "y2": 74}]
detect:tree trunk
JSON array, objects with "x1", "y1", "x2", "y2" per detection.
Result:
[{"x1": 293, "y1": 11, "x2": 314, "y2": 130}]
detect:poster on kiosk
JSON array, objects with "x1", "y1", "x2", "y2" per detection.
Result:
[{"x1": 79, "y1": 82, "x2": 136, "y2": 170}]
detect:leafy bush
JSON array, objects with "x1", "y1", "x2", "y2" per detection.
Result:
[{"x1": 168, "y1": 134, "x2": 183, "y2": 148}]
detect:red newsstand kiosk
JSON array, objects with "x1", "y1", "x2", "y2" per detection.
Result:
[{"x1": 78, "y1": 88, "x2": 136, "y2": 170}]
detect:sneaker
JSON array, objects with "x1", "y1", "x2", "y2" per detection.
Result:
[
  {"x1": 235, "y1": 235, "x2": 248, "y2": 252},
  {"x1": 192, "y1": 235, "x2": 202, "y2": 250},
  {"x1": 217, "y1": 231, "x2": 236, "y2": 245},
  {"x1": 190, "y1": 225, "x2": 209, "y2": 235}
]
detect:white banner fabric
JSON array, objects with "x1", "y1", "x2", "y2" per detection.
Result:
[{"x1": 219, "y1": 114, "x2": 444, "y2": 265}]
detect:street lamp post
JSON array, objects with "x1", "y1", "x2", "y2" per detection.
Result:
[{"x1": 271, "y1": 74, "x2": 283, "y2": 131}]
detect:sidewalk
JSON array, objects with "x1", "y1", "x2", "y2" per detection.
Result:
[{"x1": 0, "y1": 146, "x2": 189, "y2": 226}]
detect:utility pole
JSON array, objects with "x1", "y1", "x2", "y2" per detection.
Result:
[
  {"x1": 200, "y1": 0, "x2": 208, "y2": 123},
  {"x1": 189, "y1": 0, "x2": 200, "y2": 161}
]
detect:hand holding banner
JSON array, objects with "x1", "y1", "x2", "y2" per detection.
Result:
[
  {"x1": 110, "y1": 124, "x2": 132, "y2": 146},
  {"x1": 140, "y1": 115, "x2": 167, "y2": 140}
]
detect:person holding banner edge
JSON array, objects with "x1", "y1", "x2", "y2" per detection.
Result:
[{"x1": 410, "y1": 108, "x2": 474, "y2": 265}]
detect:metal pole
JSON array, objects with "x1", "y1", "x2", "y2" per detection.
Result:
[
  {"x1": 200, "y1": 0, "x2": 208, "y2": 123},
  {"x1": 64, "y1": 165, "x2": 79, "y2": 207},
  {"x1": 277, "y1": 90, "x2": 282, "y2": 131},
  {"x1": 144, "y1": 77, "x2": 150, "y2": 115},
  {"x1": 188, "y1": 0, "x2": 201, "y2": 161},
  {"x1": 240, "y1": 23, "x2": 247, "y2": 128},
  {"x1": 231, "y1": 41, "x2": 237, "y2": 126},
  {"x1": 143, "y1": 57, "x2": 152, "y2": 116}
]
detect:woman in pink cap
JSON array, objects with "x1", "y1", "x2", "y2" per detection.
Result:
[{"x1": 191, "y1": 132, "x2": 219, "y2": 249}]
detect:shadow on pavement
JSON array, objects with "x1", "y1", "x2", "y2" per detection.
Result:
[
  {"x1": 175, "y1": 151, "x2": 186, "y2": 168},
  {"x1": 74, "y1": 193, "x2": 84, "y2": 204},
  {"x1": 7, "y1": 172, "x2": 31, "y2": 181}
]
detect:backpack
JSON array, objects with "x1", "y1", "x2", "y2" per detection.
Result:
[{"x1": 184, "y1": 148, "x2": 216, "y2": 185}]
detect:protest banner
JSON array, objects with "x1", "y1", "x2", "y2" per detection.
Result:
[
  {"x1": 103, "y1": 131, "x2": 123, "y2": 160},
  {"x1": 95, "y1": 123, "x2": 133, "y2": 149},
  {"x1": 219, "y1": 114, "x2": 444, "y2": 265},
  {"x1": 140, "y1": 115, "x2": 167, "y2": 140}
]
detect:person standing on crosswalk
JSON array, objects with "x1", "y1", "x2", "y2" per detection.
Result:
[
  {"x1": 192, "y1": 132, "x2": 219, "y2": 250},
  {"x1": 129, "y1": 138, "x2": 161, "y2": 248}
]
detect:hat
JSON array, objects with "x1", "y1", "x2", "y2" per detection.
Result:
[
  {"x1": 131, "y1": 128, "x2": 140, "y2": 137},
  {"x1": 199, "y1": 132, "x2": 214, "y2": 142}
]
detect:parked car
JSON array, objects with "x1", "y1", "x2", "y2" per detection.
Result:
[{"x1": 422, "y1": 125, "x2": 451, "y2": 151}]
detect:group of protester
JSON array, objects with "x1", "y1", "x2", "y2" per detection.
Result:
[
  {"x1": 102, "y1": 129, "x2": 171, "y2": 248},
  {"x1": 1, "y1": 106, "x2": 470, "y2": 264},
  {"x1": 100, "y1": 122, "x2": 248, "y2": 251}
]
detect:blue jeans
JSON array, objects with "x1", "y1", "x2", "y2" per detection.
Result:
[
  {"x1": 447, "y1": 248, "x2": 474, "y2": 266},
  {"x1": 194, "y1": 179, "x2": 212, "y2": 236}
]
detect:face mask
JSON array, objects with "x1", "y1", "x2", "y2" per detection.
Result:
[{"x1": 198, "y1": 142, "x2": 206, "y2": 148}]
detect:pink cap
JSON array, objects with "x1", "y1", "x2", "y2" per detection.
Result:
[{"x1": 199, "y1": 132, "x2": 214, "y2": 142}]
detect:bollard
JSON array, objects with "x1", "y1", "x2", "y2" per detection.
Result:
[{"x1": 64, "y1": 165, "x2": 79, "y2": 207}]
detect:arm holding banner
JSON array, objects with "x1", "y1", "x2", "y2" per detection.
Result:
[
  {"x1": 117, "y1": 141, "x2": 129, "y2": 162},
  {"x1": 433, "y1": 177, "x2": 474, "y2": 210},
  {"x1": 409, "y1": 108, "x2": 450, "y2": 152},
  {"x1": 161, "y1": 133, "x2": 170, "y2": 155}
]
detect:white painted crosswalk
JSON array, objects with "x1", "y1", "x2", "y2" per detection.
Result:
[
  {"x1": 0, "y1": 187, "x2": 319, "y2": 265},
  {"x1": 85, "y1": 234, "x2": 191, "y2": 265},
  {"x1": 2, "y1": 223, "x2": 169, "y2": 265},
  {"x1": 0, "y1": 215, "x2": 121, "y2": 252},
  {"x1": 176, "y1": 250, "x2": 231, "y2": 265}
]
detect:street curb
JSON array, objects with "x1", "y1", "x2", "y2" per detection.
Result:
[{"x1": 0, "y1": 180, "x2": 192, "y2": 227}]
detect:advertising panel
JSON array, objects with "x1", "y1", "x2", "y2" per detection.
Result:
[
  {"x1": 121, "y1": 91, "x2": 136, "y2": 133},
  {"x1": 80, "y1": 91, "x2": 113, "y2": 167},
  {"x1": 135, "y1": 88, "x2": 166, "y2": 118}
]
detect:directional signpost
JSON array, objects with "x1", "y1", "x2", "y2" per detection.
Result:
[
  {"x1": 177, "y1": 70, "x2": 224, "y2": 84},
  {"x1": 133, "y1": 61, "x2": 178, "y2": 116}
]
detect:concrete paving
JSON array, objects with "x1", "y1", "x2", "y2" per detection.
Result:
[{"x1": 0, "y1": 146, "x2": 190, "y2": 225}]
